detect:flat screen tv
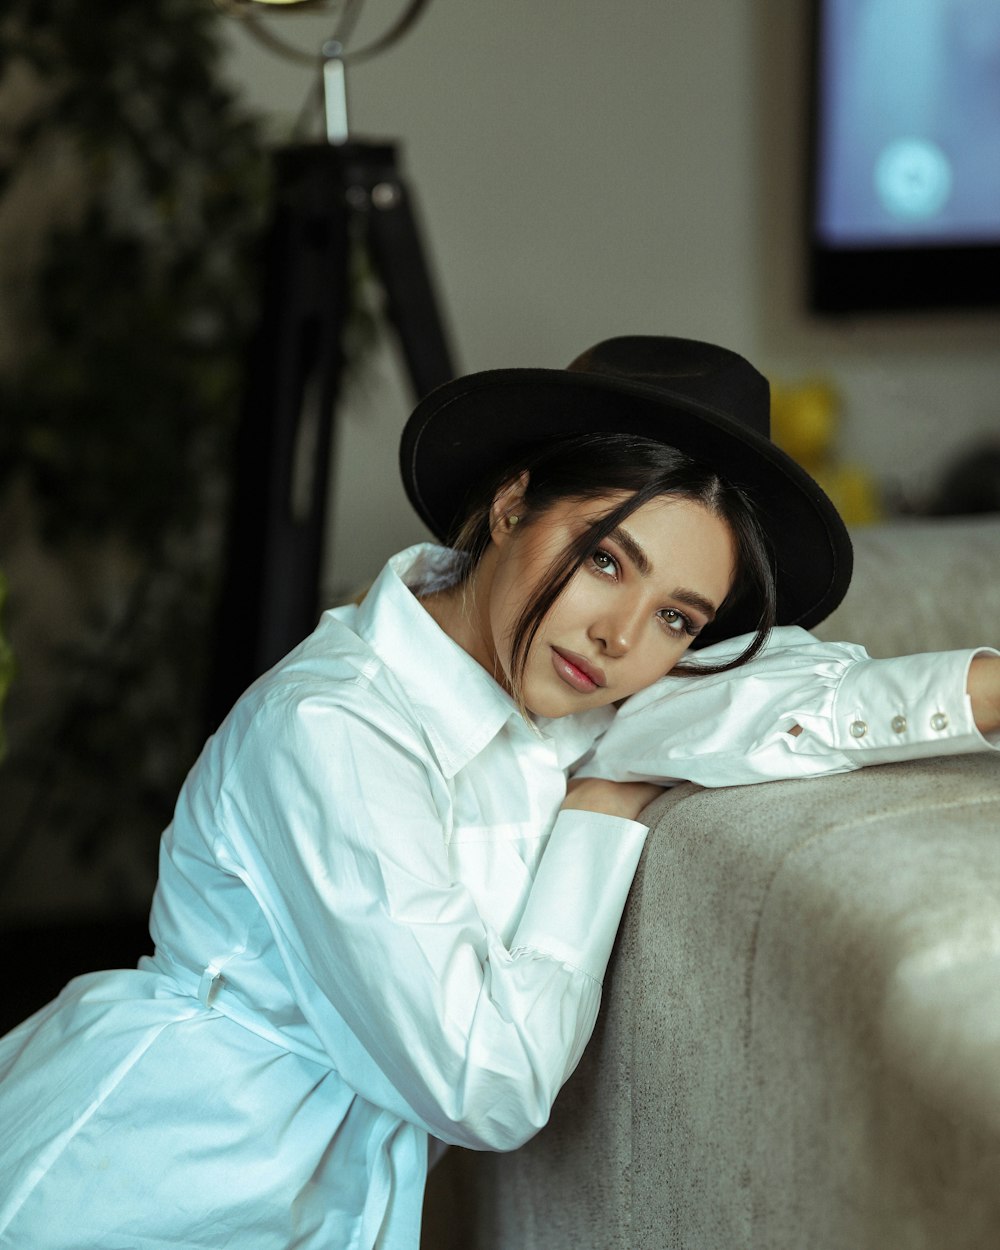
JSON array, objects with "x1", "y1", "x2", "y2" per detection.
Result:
[{"x1": 807, "y1": 0, "x2": 1000, "y2": 313}]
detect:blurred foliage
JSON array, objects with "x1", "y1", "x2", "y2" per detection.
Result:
[
  {"x1": 0, "y1": 0, "x2": 269, "y2": 544},
  {"x1": 0, "y1": 571, "x2": 12, "y2": 761},
  {"x1": 0, "y1": 0, "x2": 271, "y2": 904}
]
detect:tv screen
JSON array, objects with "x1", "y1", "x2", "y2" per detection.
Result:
[{"x1": 808, "y1": 0, "x2": 1000, "y2": 313}]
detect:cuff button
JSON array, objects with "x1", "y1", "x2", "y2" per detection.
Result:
[
  {"x1": 891, "y1": 715, "x2": 907, "y2": 734},
  {"x1": 850, "y1": 719, "x2": 868, "y2": 739},
  {"x1": 930, "y1": 712, "x2": 949, "y2": 732}
]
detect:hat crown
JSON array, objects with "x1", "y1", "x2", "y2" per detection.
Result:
[{"x1": 567, "y1": 336, "x2": 771, "y2": 439}]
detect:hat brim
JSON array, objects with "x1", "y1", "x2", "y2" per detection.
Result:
[{"x1": 400, "y1": 367, "x2": 853, "y2": 643}]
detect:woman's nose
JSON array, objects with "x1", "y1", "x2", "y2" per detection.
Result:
[{"x1": 589, "y1": 605, "x2": 641, "y2": 657}]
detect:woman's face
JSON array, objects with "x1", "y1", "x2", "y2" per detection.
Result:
[{"x1": 485, "y1": 491, "x2": 737, "y2": 719}]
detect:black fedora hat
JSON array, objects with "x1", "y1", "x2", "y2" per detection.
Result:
[{"x1": 399, "y1": 336, "x2": 853, "y2": 643}]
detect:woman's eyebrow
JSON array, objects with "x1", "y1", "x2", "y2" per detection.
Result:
[
  {"x1": 609, "y1": 525, "x2": 718, "y2": 621},
  {"x1": 671, "y1": 588, "x2": 718, "y2": 623},
  {"x1": 608, "y1": 525, "x2": 652, "y2": 576}
]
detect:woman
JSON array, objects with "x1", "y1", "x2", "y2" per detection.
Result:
[{"x1": 0, "y1": 337, "x2": 997, "y2": 1249}]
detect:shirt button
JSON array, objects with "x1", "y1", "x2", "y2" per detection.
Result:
[
  {"x1": 891, "y1": 715, "x2": 907, "y2": 734},
  {"x1": 850, "y1": 720, "x2": 868, "y2": 739},
  {"x1": 930, "y1": 712, "x2": 949, "y2": 732}
]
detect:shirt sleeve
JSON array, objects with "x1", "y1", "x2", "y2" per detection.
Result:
[
  {"x1": 217, "y1": 681, "x2": 648, "y2": 1153},
  {"x1": 575, "y1": 627, "x2": 1000, "y2": 789}
]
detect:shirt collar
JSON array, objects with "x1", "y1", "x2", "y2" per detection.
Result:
[{"x1": 354, "y1": 545, "x2": 525, "y2": 777}]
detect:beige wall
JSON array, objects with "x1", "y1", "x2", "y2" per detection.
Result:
[{"x1": 220, "y1": 0, "x2": 1000, "y2": 598}]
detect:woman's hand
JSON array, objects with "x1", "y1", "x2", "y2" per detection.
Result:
[
  {"x1": 561, "y1": 777, "x2": 665, "y2": 823},
  {"x1": 968, "y1": 655, "x2": 1000, "y2": 735}
]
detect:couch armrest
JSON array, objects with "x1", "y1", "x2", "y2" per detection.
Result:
[{"x1": 430, "y1": 753, "x2": 1000, "y2": 1250}]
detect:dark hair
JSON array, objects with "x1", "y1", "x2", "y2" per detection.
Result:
[{"x1": 450, "y1": 433, "x2": 777, "y2": 709}]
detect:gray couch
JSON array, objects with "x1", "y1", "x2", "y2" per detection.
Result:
[{"x1": 422, "y1": 515, "x2": 1000, "y2": 1249}]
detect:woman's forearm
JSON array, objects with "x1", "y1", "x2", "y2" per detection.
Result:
[
  {"x1": 561, "y1": 777, "x2": 665, "y2": 821},
  {"x1": 968, "y1": 654, "x2": 1000, "y2": 735}
]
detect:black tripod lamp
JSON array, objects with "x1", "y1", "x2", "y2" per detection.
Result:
[{"x1": 207, "y1": 0, "x2": 457, "y2": 728}]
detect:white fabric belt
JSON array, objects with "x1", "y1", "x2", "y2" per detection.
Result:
[{"x1": 142, "y1": 948, "x2": 336, "y2": 1072}]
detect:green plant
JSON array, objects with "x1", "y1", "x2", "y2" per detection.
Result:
[
  {"x1": 1, "y1": 0, "x2": 269, "y2": 543},
  {"x1": 0, "y1": 0, "x2": 270, "y2": 908}
]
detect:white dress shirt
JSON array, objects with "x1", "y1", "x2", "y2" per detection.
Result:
[
  {"x1": 0, "y1": 545, "x2": 644, "y2": 1250},
  {"x1": 0, "y1": 545, "x2": 994, "y2": 1250}
]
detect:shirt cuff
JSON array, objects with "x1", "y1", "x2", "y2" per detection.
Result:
[
  {"x1": 829, "y1": 648, "x2": 1000, "y2": 763},
  {"x1": 511, "y1": 808, "x2": 648, "y2": 985}
]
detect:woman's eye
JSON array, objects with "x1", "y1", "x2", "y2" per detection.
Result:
[
  {"x1": 591, "y1": 550, "x2": 619, "y2": 578},
  {"x1": 659, "y1": 608, "x2": 692, "y2": 635}
]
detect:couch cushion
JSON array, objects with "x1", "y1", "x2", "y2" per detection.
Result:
[
  {"x1": 815, "y1": 516, "x2": 1000, "y2": 657},
  {"x1": 435, "y1": 753, "x2": 1000, "y2": 1249}
]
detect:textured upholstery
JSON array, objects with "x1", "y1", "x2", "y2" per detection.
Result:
[{"x1": 423, "y1": 516, "x2": 1000, "y2": 1249}]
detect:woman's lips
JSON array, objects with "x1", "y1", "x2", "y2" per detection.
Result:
[{"x1": 551, "y1": 647, "x2": 607, "y2": 693}]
